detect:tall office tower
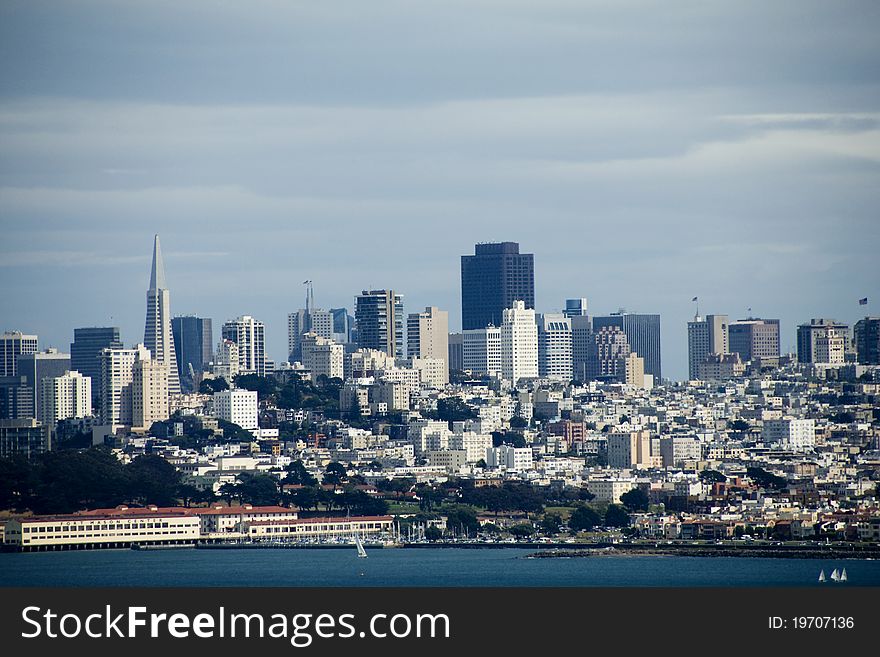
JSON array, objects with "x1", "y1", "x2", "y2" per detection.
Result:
[
  {"x1": 447, "y1": 333, "x2": 464, "y2": 372},
  {"x1": 592, "y1": 313, "x2": 662, "y2": 380},
  {"x1": 623, "y1": 352, "x2": 646, "y2": 387},
  {"x1": 143, "y1": 235, "x2": 180, "y2": 395},
  {"x1": 17, "y1": 349, "x2": 71, "y2": 419},
  {"x1": 501, "y1": 301, "x2": 538, "y2": 384},
  {"x1": 301, "y1": 333, "x2": 344, "y2": 380},
  {"x1": 570, "y1": 315, "x2": 593, "y2": 382},
  {"x1": 687, "y1": 314, "x2": 729, "y2": 380},
  {"x1": 462, "y1": 327, "x2": 502, "y2": 377},
  {"x1": 537, "y1": 313, "x2": 573, "y2": 381},
  {"x1": 100, "y1": 344, "x2": 151, "y2": 430},
  {"x1": 287, "y1": 308, "x2": 333, "y2": 361},
  {"x1": 461, "y1": 242, "x2": 535, "y2": 330},
  {"x1": 854, "y1": 317, "x2": 880, "y2": 365},
  {"x1": 407, "y1": 307, "x2": 449, "y2": 381},
  {"x1": 728, "y1": 318, "x2": 780, "y2": 362},
  {"x1": 0, "y1": 331, "x2": 38, "y2": 377},
  {"x1": 171, "y1": 316, "x2": 213, "y2": 393},
  {"x1": 591, "y1": 326, "x2": 632, "y2": 381},
  {"x1": 222, "y1": 316, "x2": 266, "y2": 376},
  {"x1": 564, "y1": 298, "x2": 589, "y2": 318},
  {"x1": 131, "y1": 355, "x2": 169, "y2": 431},
  {"x1": 0, "y1": 376, "x2": 31, "y2": 420},
  {"x1": 330, "y1": 308, "x2": 355, "y2": 345},
  {"x1": 796, "y1": 318, "x2": 848, "y2": 365},
  {"x1": 40, "y1": 370, "x2": 91, "y2": 426},
  {"x1": 71, "y1": 327, "x2": 122, "y2": 410},
  {"x1": 355, "y1": 290, "x2": 404, "y2": 358},
  {"x1": 213, "y1": 339, "x2": 240, "y2": 381}
]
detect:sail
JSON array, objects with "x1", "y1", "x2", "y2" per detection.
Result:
[
  {"x1": 840, "y1": 568, "x2": 847, "y2": 582},
  {"x1": 818, "y1": 570, "x2": 825, "y2": 582},
  {"x1": 355, "y1": 535, "x2": 368, "y2": 558},
  {"x1": 830, "y1": 569, "x2": 840, "y2": 581}
]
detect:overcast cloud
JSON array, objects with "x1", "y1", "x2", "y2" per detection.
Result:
[{"x1": 1, "y1": 1, "x2": 878, "y2": 379}]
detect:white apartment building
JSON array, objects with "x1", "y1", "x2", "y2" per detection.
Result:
[
  {"x1": 501, "y1": 301, "x2": 538, "y2": 384},
  {"x1": 40, "y1": 370, "x2": 91, "y2": 425},
  {"x1": 301, "y1": 332, "x2": 344, "y2": 380},
  {"x1": 100, "y1": 344, "x2": 151, "y2": 431},
  {"x1": 762, "y1": 418, "x2": 816, "y2": 451},
  {"x1": 407, "y1": 306, "x2": 449, "y2": 384},
  {"x1": 585, "y1": 478, "x2": 638, "y2": 504},
  {"x1": 607, "y1": 430, "x2": 657, "y2": 469},
  {"x1": 486, "y1": 444, "x2": 533, "y2": 471},
  {"x1": 409, "y1": 357, "x2": 447, "y2": 389},
  {"x1": 537, "y1": 313, "x2": 573, "y2": 381},
  {"x1": 221, "y1": 315, "x2": 266, "y2": 376},
  {"x1": 212, "y1": 388, "x2": 259, "y2": 432},
  {"x1": 449, "y1": 431, "x2": 493, "y2": 463},
  {"x1": 213, "y1": 338, "x2": 240, "y2": 381},
  {"x1": 462, "y1": 326, "x2": 502, "y2": 377}
]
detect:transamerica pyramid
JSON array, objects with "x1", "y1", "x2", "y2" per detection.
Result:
[{"x1": 144, "y1": 234, "x2": 180, "y2": 395}]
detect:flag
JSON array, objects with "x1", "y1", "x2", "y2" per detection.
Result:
[
  {"x1": 859, "y1": 297, "x2": 868, "y2": 305},
  {"x1": 692, "y1": 296, "x2": 698, "y2": 302}
]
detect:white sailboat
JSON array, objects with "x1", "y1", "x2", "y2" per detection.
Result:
[
  {"x1": 840, "y1": 568, "x2": 847, "y2": 582},
  {"x1": 355, "y1": 535, "x2": 368, "y2": 558},
  {"x1": 818, "y1": 570, "x2": 826, "y2": 582},
  {"x1": 830, "y1": 568, "x2": 840, "y2": 582}
]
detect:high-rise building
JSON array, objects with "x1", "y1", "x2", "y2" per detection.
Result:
[
  {"x1": 687, "y1": 314, "x2": 728, "y2": 380},
  {"x1": 854, "y1": 317, "x2": 880, "y2": 365},
  {"x1": 592, "y1": 313, "x2": 662, "y2": 380},
  {"x1": 213, "y1": 339, "x2": 240, "y2": 382},
  {"x1": 447, "y1": 333, "x2": 463, "y2": 372},
  {"x1": 40, "y1": 370, "x2": 91, "y2": 426},
  {"x1": 570, "y1": 315, "x2": 593, "y2": 382},
  {"x1": 17, "y1": 349, "x2": 71, "y2": 419},
  {"x1": 0, "y1": 418, "x2": 52, "y2": 460},
  {"x1": 462, "y1": 327, "x2": 502, "y2": 377},
  {"x1": 0, "y1": 331, "x2": 38, "y2": 377},
  {"x1": 213, "y1": 388, "x2": 259, "y2": 432},
  {"x1": 796, "y1": 318, "x2": 848, "y2": 365},
  {"x1": 171, "y1": 316, "x2": 213, "y2": 393},
  {"x1": 564, "y1": 298, "x2": 589, "y2": 318},
  {"x1": 355, "y1": 290, "x2": 404, "y2": 358},
  {"x1": 0, "y1": 376, "x2": 32, "y2": 421},
  {"x1": 461, "y1": 242, "x2": 534, "y2": 330},
  {"x1": 607, "y1": 430, "x2": 654, "y2": 469},
  {"x1": 537, "y1": 313, "x2": 573, "y2": 381},
  {"x1": 143, "y1": 235, "x2": 180, "y2": 395},
  {"x1": 131, "y1": 356, "x2": 169, "y2": 431},
  {"x1": 330, "y1": 308, "x2": 355, "y2": 345},
  {"x1": 71, "y1": 327, "x2": 122, "y2": 409},
  {"x1": 301, "y1": 333, "x2": 344, "y2": 380},
  {"x1": 222, "y1": 316, "x2": 266, "y2": 376},
  {"x1": 287, "y1": 308, "x2": 333, "y2": 361},
  {"x1": 623, "y1": 352, "x2": 646, "y2": 388},
  {"x1": 407, "y1": 307, "x2": 449, "y2": 383},
  {"x1": 501, "y1": 301, "x2": 538, "y2": 384},
  {"x1": 591, "y1": 326, "x2": 631, "y2": 381},
  {"x1": 728, "y1": 318, "x2": 780, "y2": 362},
  {"x1": 100, "y1": 344, "x2": 151, "y2": 430}
]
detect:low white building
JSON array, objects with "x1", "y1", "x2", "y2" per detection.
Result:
[
  {"x1": 486, "y1": 444, "x2": 533, "y2": 472},
  {"x1": 762, "y1": 418, "x2": 816, "y2": 451}
]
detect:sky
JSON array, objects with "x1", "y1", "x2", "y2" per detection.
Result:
[{"x1": 1, "y1": 0, "x2": 878, "y2": 381}]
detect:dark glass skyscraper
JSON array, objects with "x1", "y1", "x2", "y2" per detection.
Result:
[
  {"x1": 461, "y1": 242, "x2": 534, "y2": 330},
  {"x1": 171, "y1": 316, "x2": 213, "y2": 393},
  {"x1": 355, "y1": 290, "x2": 404, "y2": 358},
  {"x1": 592, "y1": 313, "x2": 662, "y2": 380},
  {"x1": 70, "y1": 327, "x2": 122, "y2": 407}
]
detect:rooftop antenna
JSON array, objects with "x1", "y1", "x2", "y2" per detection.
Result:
[{"x1": 303, "y1": 280, "x2": 314, "y2": 313}]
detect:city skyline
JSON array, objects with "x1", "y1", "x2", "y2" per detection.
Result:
[{"x1": 1, "y1": 2, "x2": 879, "y2": 380}]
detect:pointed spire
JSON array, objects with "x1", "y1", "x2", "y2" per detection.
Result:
[{"x1": 149, "y1": 234, "x2": 167, "y2": 291}]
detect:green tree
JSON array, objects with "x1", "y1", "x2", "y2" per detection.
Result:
[
  {"x1": 746, "y1": 467, "x2": 787, "y2": 491},
  {"x1": 541, "y1": 512, "x2": 563, "y2": 534},
  {"x1": 234, "y1": 473, "x2": 281, "y2": 506},
  {"x1": 285, "y1": 460, "x2": 318, "y2": 486},
  {"x1": 126, "y1": 455, "x2": 182, "y2": 507},
  {"x1": 509, "y1": 524, "x2": 535, "y2": 538},
  {"x1": 569, "y1": 505, "x2": 602, "y2": 532},
  {"x1": 620, "y1": 487, "x2": 650, "y2": 512},
  {"x1": 289, "y1": 486, "x2": 321, "y2": 512},
  {"x1": 199, "y1": 377, "x2": 229, "y2": 394},
  {"x1": 424, "y1": 526, "x2": 443, "y2": 541},
  {"x1": 234, "y1": 374, "x2": 279, "y2": 401},
  {"x1": 323, "y1": 462, "x2": 348, "y2": 488},
  {"x1": 604, "y1": 503, "x2": 630, "y2": 528},
  {"x1": 510, "y1": 415, "x2": 528, "y2": 429},
  {"x1": 699, "y1": 469, "x2": 727, "y2": 484},
  {"x1": 436, "y1": 397, "x2": 477, "y2": 422},
  {"x1": 444, "y1": 506, "x2": 480, "y2": 536},
  {"x1": 728, "y1": 419, "x2": 750, "y2": 432}
]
